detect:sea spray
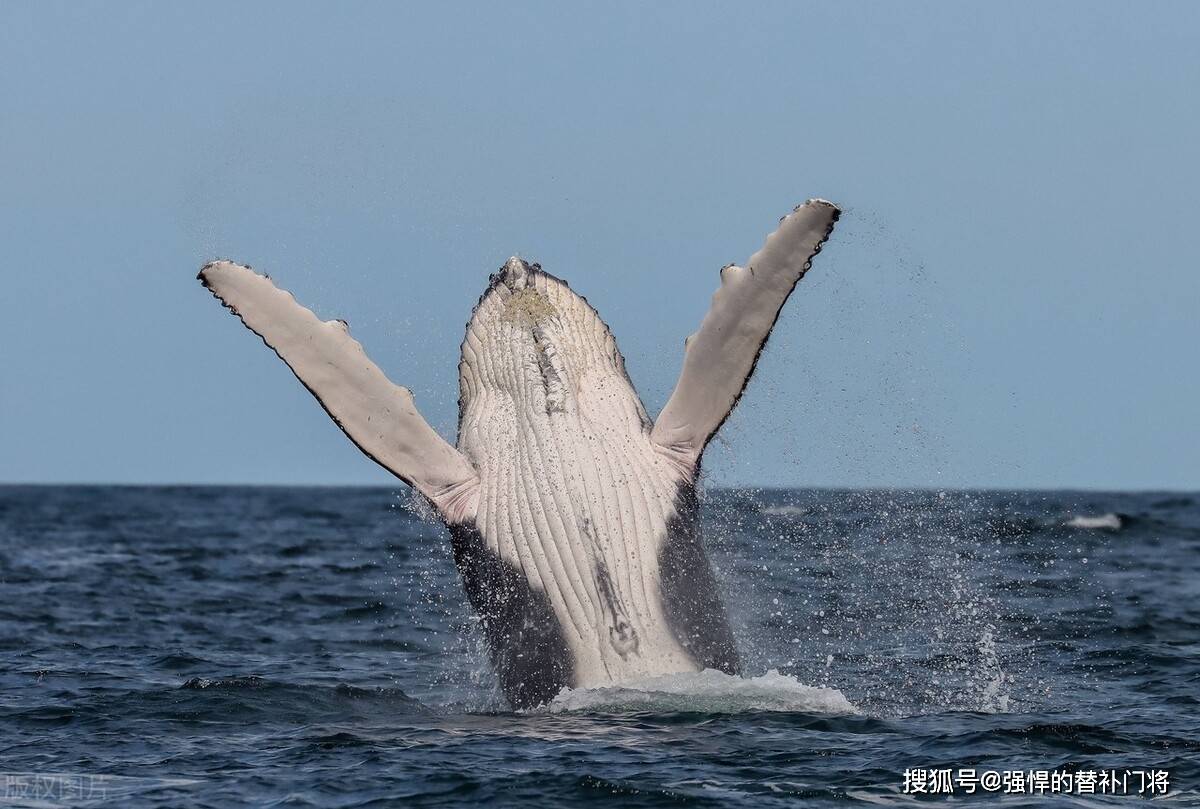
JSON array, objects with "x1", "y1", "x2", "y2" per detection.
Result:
[{"x1": 700, "y1": 487, "x2": 1026, "y2": 717}]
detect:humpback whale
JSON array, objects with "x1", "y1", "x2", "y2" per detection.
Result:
[{"x1": 199, "y1": 199, "x2": 839, "y2": 708}]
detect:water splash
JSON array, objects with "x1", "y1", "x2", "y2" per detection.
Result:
[
  {"x1": 701, "y1": 487, "x2": 1022, "y2": 717},
  {"x1": 976, "y1": 627, "x2": 1010, "y2": 713}
]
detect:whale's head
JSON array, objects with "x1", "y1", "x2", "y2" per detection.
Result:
[{"x1": 456, "y1": 257, "x2": 650, "y2": 452}]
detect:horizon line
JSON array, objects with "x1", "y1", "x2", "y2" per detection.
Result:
[{"x1": 0, "y1": 481, "x2": 1195, "y2": 495}]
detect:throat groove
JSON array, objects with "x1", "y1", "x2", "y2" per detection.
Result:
[{"x1": 532, "y1": 326, "x2": 567, "y2": 415}]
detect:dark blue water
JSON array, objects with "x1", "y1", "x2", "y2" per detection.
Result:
[{"x1": 1, "y1": 486, "x2": 1196, "y2": 807}]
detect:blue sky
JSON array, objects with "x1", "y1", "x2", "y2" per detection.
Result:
[{"x1": 1, "y1": 2, "x2": 1196, "y2": 489}]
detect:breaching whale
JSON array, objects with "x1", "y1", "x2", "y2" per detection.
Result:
[{"x1": 199, "y1": 199, "x2": 839, "y2": 708}]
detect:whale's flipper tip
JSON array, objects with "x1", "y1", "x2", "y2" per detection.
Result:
[
  {"x1": 198, "y1": 259, "x2": 266, "y2": 289},
  {"x1": 651, "y1": 198, "x2": 840, "y2": 469},
  {"x1": 197, "y1": 260, "x2": 225, "y2": 283}
]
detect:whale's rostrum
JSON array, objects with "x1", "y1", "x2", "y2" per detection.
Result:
[{"x1": 199, "y1": 199, "x2": 840, "y2": 708}]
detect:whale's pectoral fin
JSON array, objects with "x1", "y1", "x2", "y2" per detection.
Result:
[
  {"x1": 198, "y1": 261, "x2": 479, "y2": 524},
  {"x1": 651, "y1": 199, "x2": 839, "y2": 472}
]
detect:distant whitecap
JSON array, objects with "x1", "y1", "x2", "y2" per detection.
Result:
[
  {"x1": 762, "y1": 505, "x2": 810, "y2": 517},
  {"x1": 1066, "y1": 513, "x2": 1123, "y2": 530}
]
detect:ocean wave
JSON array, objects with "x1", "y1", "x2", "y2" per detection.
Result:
[
  {"x1": 1066, "y1": 513, "x2": 1124, "y2": 530},
  {"x1": 167, "y1": 676, "x2": 426, "y2": 721},
  {"x1": 541, "y1": 669, "x2": 858, "y2": 715}
]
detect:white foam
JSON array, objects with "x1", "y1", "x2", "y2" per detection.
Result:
[
  {"x1": 541, "y1": 668, "x2": 858, "y2": 715},
  {"x1": 762, "y1": 504, "x2": 809, "y2": 516},
  {"x1": 1066, "y1": 513, "x2": 1123, "y2": 530}
]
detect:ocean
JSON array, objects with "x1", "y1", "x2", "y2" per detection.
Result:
[{"x1": 1, "y1": 486, "x2": 1196, "y2": 807}]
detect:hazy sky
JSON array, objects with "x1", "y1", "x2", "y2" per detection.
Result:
[{"x1": 2, "y1": 2, "x2": 1196, "y2": 489}]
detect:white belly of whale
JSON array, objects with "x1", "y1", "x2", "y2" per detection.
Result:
[
  {"x1": 458, "y1": 263, "x2": 699, "y2": 686},
  {"x1": 471, "y1": 408, "x2": 696, "y2": 686}
]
